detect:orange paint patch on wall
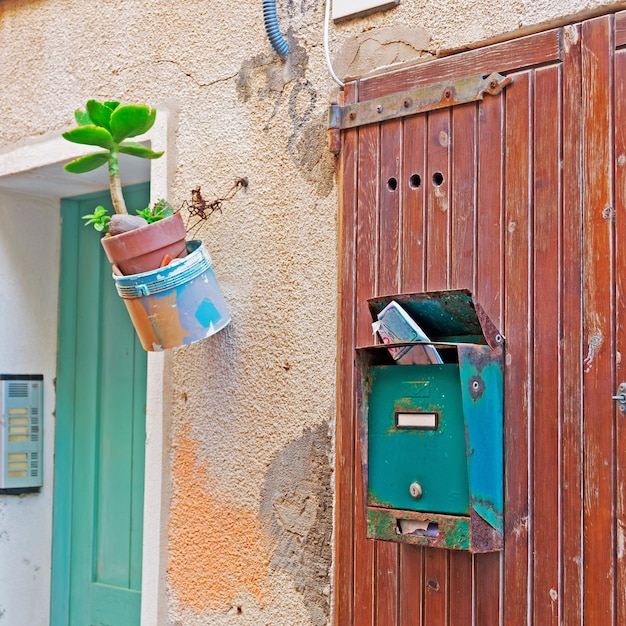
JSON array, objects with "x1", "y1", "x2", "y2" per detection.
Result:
[{"x1": 168, "y1": 430, "x2": 273, "y2": 611}]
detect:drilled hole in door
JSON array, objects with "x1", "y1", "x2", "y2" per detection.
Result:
[
  {"x1": 432, "y1": 172, "x2": 444, "y2": 186},
  {"x1": 409, "y1": 174, "x2": 422, "y2": 188},
  {"x1": 387, "y1": 177, "x2": 398, "y2": 191}
]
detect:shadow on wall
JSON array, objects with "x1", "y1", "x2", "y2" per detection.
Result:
[
  {"x1": 260, "y1": 422, "x2": 333, "y2": 626},
  {"x1": 236, "y1": 41, "x2": 336, "y2": 198}
]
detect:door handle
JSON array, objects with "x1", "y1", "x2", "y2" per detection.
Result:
[{"x1": 613, "y1": 383, "x2": 626, "y2": 413}]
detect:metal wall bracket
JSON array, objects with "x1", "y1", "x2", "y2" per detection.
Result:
[{"x1": 328, "y1": 72, "x2": 512, "y2": 131}]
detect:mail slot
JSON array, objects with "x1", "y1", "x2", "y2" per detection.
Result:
[{"x1": 356, "y1": 289, "x2": 504, "y2": 552}]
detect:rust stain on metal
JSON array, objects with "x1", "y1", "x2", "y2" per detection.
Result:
[
  {"x1": 469, "y1": 508, "x2": 503, "y2": 552},
  {"x1": 473, "y1": 298, "x2": 504, "y2": 349},
  {"x1": 367, "y1": 507, "x2": 472, "y2": 551},
  {"x1": 468, "y1": 374, "x2": 485, "y2": 401},
  {"x1": 367, "y1": 490, "x2": 396, "y2": 509},
  {"x1": 168, "y1": 429, "x2": 272, "y2": 611}
]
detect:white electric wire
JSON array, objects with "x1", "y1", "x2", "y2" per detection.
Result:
[{"x1": 324, "y1": 0, "x2": 345, "y2": 87}]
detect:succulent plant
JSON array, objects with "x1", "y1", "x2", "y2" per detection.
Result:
[{"x1": 63, "y1": 99, "x2": 163, "y2": 217}]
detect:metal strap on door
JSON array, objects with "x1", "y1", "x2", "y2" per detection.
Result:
[{"x1": 328, "y1": 71, "x2": 512, "y2": 136}]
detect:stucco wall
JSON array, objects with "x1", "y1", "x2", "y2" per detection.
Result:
[
  {"x1": 0, "y1": 189, "x2": 60, "y2": 625},
  {"x1": 0, "y1": 0, "x2": 623, "y2": 625}
]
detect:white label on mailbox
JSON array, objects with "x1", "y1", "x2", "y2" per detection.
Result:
[{"x1": 396, "y1": 412, "x2": 438, "y2": 429}]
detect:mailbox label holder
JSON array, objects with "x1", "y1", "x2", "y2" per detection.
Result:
[
  {"x1": 395, "y1": 412, "x2": 438, "y2": 429},
  {"x1": 356, "y1": 289, "x2": 504, "y2": 553}
]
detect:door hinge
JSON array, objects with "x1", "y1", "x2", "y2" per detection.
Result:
[{"x1": 328, "y1": 72, "x2": 513, "y2": 133}]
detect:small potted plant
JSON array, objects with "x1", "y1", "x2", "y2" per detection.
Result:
[{"x1": 63, "y1": 99, "x2": 231, "y2": 350}]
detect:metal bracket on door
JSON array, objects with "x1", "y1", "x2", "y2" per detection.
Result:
[
  {"x1": 328, "y1": 72, "x2": 513, "y2": 131},
  {"x1": 613, "y1": 382, "x2": 626, "y2": 413}
]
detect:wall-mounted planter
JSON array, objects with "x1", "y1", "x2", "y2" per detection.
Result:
[
  {"x1": 101, "y1": 211, "x2": 187, "y2": 275},
  {"x1": 113, "y1": 240, "x2": 230, "y2": 351}
]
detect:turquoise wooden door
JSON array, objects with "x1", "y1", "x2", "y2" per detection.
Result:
[{"x1": 51, "y1": 185, "x2": 148, "y2": 626}]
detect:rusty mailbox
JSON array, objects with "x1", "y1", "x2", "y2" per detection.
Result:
[{"x1": 356, "y1": 289, "x2": 504, "y2": 552}]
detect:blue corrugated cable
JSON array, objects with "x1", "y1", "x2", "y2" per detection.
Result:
[{"x1": 263, "y1": 0, "x2": 290, "y2": 57}]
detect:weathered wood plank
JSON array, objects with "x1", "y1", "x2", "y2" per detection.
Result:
[
  {"x1": 474, "y1": 75, "x2": 505, "y2": 626},
  {"x1": 423, "y1": 549, "x2": 449, "y2": 625},
  {"x1": 447, "y1": 102, "x2": 476, "y2": 625},
  {"x1": 476, "y1": 92, "x2": 504, "y2": 324},
  {"x1": 334, "y1": 82, "x2": 358, "y2": 626},
  {"x1": 614, "y1": 46, "x2": 626, "y2": 626},
  {"x1": 474, "y1": 553, "x2": 501, "y2": 624},
  {"x1": 375, "y1": 542, "x2": 399, "y2": 625},
  {"x1": 502, "y1": 69, "x2": 532, "y2": 626},
  {"x1": 426, "y1": 108, "x2": 451, "y2": 290},
  {"x1": 450, "y1": 102, "x2": 476, "y2": 291},
  {"x1": 399, "y1": 544, "x2": 424, "y2": 626},
  {"x1": 448, "y1": 553, "x2": 472, "y2": 626},
  {"x1": 356, "y1": 123, "x2": 380, "y2": 348},
  {"x1": 531, "y1": 63, "x2": 562, "y2": 626},
  {"x1": 615, "y1": 9, "x2": 626, "y2": 47},
  {"x1": 560, "y1": 23, "x2": 584, "y2": 626},
  {"x1": 375, "y1": 117, "x2": 403, "y2": 626},
  {"x1": 398, "y1": 113, "x2": 428, "y2": 626},
  {"x1": 379, "y1": 118, "x2": 402, "y2": 295},
  {"x1": 353, "y1": 121, "x2": 379, "y2": 626},
  {"x1": 359, "y1": 30, "x2": 561, "y2": 101},
  {"x1": 422, "y1": 107, "x2": 451, "y2": 625},
  {"x1": 400, "y1": 115, "x2": 427, "y2": 292},
  {"x1": 581, "y1": 15, "x2": 615, "y2": 625}
]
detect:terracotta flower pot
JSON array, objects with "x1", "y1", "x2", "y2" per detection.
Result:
[{"x1": 101, "y1": 211, "x2": 187, "y2": 275}]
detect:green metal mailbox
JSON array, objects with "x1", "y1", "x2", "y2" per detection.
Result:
[{"x1": 356, "y1": 289, "x2": 504, "y2": 552}]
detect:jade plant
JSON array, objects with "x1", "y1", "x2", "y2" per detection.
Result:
[{"x1": 63, "y1": 99, "x2": 172, "y2": 232}]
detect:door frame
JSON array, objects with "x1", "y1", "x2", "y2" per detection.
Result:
[{"x1": 0, "y1": 109, "x2": 173, "y2": 626}]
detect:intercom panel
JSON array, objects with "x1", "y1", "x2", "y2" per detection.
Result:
[{"x1": 0, "y1": 374, "x2": 43, "y2": 493}]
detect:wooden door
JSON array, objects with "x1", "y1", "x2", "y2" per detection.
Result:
[
  {"x1": 51, "y1": 185, "x2": 148, "y2": 625},
  {"x1": 335, "y1": 10, "x2": 626, "y2": 625}
]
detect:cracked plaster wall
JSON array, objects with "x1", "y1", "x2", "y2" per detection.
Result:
[{"x1": 0, "y1": 0, "x2": 622, "y2": 625}]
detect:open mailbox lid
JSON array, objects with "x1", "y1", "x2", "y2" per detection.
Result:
[{"x1": 367, "y1": 288, "x2": 503, "y2": 350}]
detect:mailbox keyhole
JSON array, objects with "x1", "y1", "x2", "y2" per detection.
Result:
[{"x1": 409, "y1": 481, "x2": 423, "y2": 499}]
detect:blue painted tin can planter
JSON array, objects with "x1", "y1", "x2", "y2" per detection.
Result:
[{"x1": 113, "y1": 240, "x2": 230, "y2": 351}]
